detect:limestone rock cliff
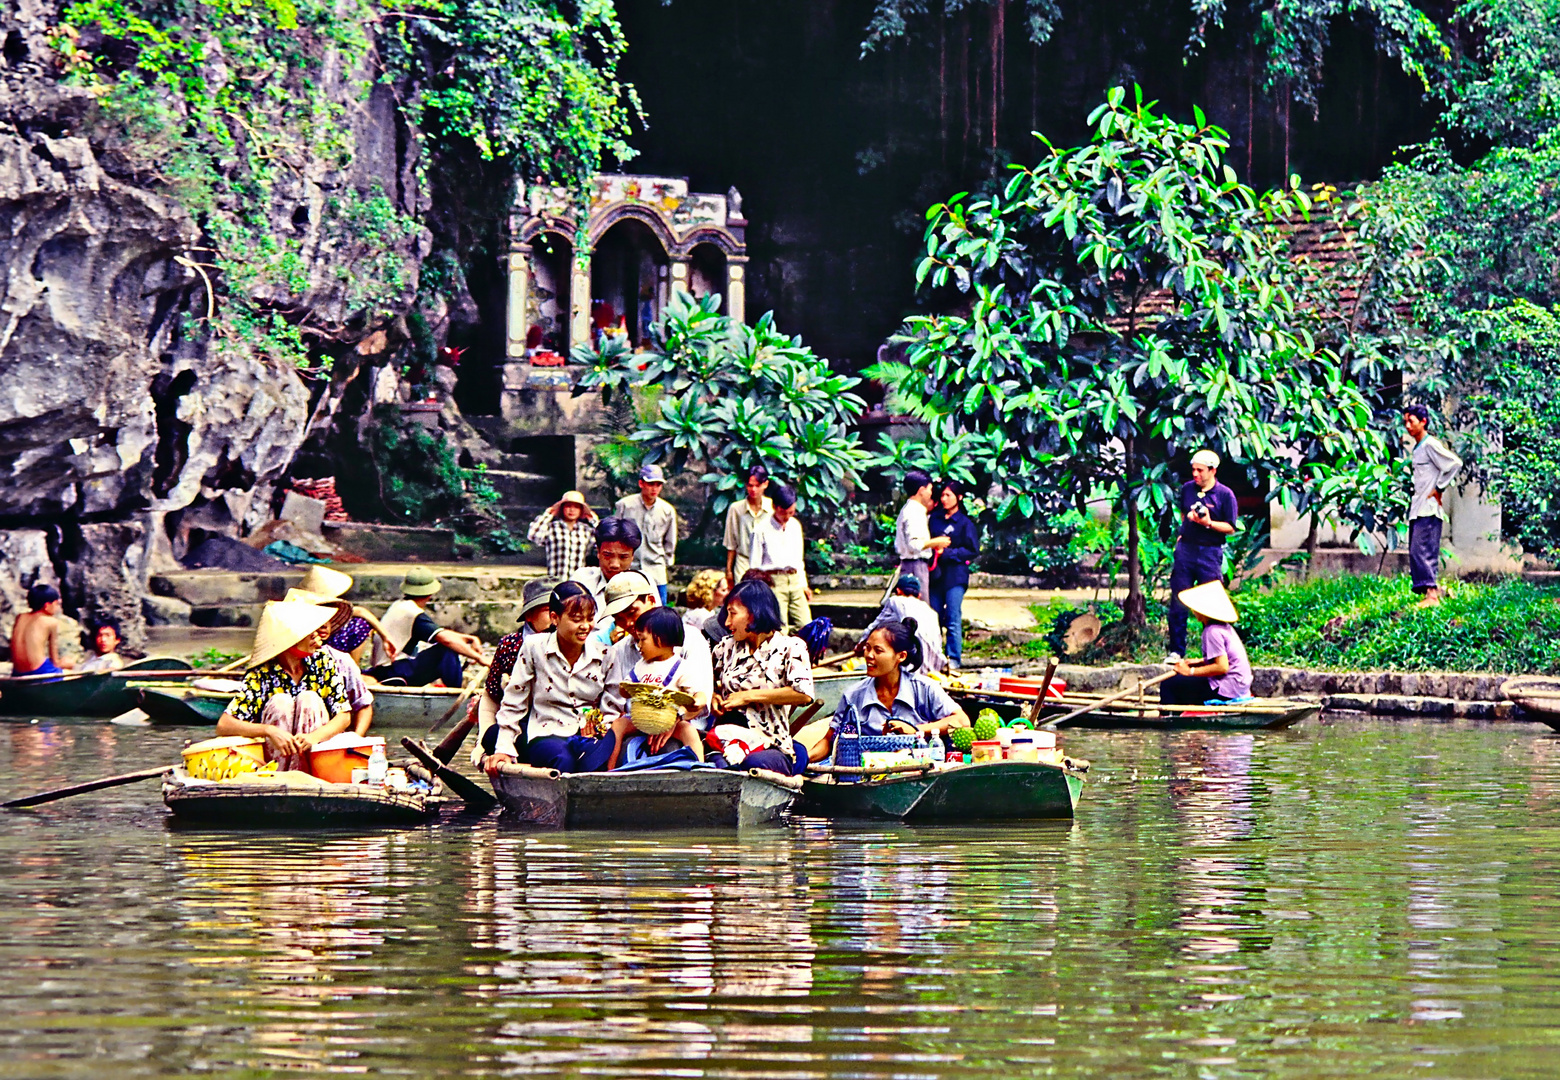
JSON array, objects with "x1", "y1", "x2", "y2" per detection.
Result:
[{"x1": 0, "y1": 1, "x2": 425, "y2": 653}]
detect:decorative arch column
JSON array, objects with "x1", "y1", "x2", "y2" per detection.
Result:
[
  {"x1": 505, "y1": 245, "x2": 531, "y2": 358},
  {"x1": 726, "y1": 256, "x2": 748, "y2": 323},
  {"x1": 570, "y1": 248, "x2": 592, "y2": 348}
]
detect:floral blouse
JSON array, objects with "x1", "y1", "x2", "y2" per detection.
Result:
[
  {"x1": 712, "y1": 632, "x2": 814, "y2": 760},
  {"x1": 228, "y1": 653, "x2": 349, "y2": 725}
]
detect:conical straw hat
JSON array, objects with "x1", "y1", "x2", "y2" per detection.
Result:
[
  {"x1": 298, "y1": 564, "x2": 353, "y2": 599},
  {"x1": 1178, "y1": 580, "x2": 1238, "y2": 624},
  {"x1": 283, "y1": 589, "x2": 352, "y2": 637},
  {"x1": 246, "y1": 601, "x2": 338, "y2": 669}
]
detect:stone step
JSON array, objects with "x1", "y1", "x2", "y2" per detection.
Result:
[
  {"x1": 150, "y1": 563, "x2": 548, "y2": 608},
  {"x1": 187, "y1": 598, "x2": 532, "y2": 640},
  {"x1": 482, "y1": 469, "x2": 559, "y2": 504}
]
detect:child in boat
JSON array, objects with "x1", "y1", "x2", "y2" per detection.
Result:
[
  {"x1": 605, "y1": 606, "x2": 708, "y2": 769},
  {"x1": 10, "y1": 584, "x2": 74, "y2": 677},
  {"x1": 1161, "y1": 581, "x2": 1253, "y2": 706},
  {"x1": 76, "y1": 616, "x2": 125, "y2": 673}
]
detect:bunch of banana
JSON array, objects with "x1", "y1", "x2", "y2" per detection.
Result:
[{"x1": 191, "y1": 753, "x2": 278, "y2": 782}]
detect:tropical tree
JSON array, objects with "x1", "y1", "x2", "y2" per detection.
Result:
[
  {"x1": 871, "y1": 87, "x2": 1391, "y2": 625},
  {"x1": 575, "y1": 290, "x2": 871, "y2": 524}
]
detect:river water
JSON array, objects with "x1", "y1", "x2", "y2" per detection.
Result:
[{"x1": 3, "y1": 716, "x2": 1559, "y2": 1078}]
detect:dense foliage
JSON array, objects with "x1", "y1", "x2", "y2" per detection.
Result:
[
  {"x1": 576, "y1": 291, "x2": 871, "y2": 523},
  {"x1": 52, "y1": 0, "x2": 636, "y2": 372},
  {"x1": 872, "y1": 87, "x2": 1390, "y2": 623}
]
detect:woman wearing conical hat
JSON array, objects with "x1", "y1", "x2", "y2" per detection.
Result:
[
  {"x1": 285, "y1": 588, "x2": 375, "y2": 737},
  {"x1": 292, "y1": 566, "x2": 393, "y2": 672},
  {"x1": 1161, "y1": 581, "x2": 1253, "y2": 706},
  {"x1": 215, "y1": 600, "x2": 353, "y2": 771}
]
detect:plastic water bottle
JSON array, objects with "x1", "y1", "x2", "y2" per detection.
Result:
[{"x1": 366, "y1": 743, "x2": 387, "y2": 785}]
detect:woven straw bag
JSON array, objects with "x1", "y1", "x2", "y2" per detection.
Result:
[{"x1": 619, "y1": 681, "x2": 695, "y2": 737}]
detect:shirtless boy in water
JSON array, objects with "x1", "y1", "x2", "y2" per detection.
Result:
[{"x1": 10, "y1": 584, "x2": 74, "y2": 676}]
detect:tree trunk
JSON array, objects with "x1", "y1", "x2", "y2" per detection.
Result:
[
  {"x1": 1124, "y1": 436, "x2": 1146, "y2": 628},
  {"x1": 1305, "y1": 513, "x2": 1319, "y2": 579}
]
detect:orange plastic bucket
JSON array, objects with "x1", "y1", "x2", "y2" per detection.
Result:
[{"x1": 307, "y1": 734, "x2": 384, "y2": 784}]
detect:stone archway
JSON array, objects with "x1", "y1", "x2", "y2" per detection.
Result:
[
  {"x1": 590, "y1": 217, "x2": 670, "y2": 349},
  {"x1": 688, "y1": 242, "x2": 728, "y2": 312}
]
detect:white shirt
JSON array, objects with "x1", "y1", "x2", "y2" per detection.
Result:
[
  {"x1": 602, "y1": 626, "x2": 714, "y2": 727},
  {"x1": 894, "y1": 499, "x2": 932, "y2": 560},
  {"x1": 749, "y1": 513, "x2": 806, "y2": 575},
  {"x1": 493, "y1": 632, "x2": 607, "y2": 758},
  {"x1": 614, "y1": 494, "x2": 679, "y2": 585},
  {"x1": 862, "y1": 594, "x2": 947, "y2": 673}
]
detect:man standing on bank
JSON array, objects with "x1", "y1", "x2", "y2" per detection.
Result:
[
  {"x1": 747, "y1": 483, "x2": 812, "y2": 633},
  {"x1": 894, "y1": 470, "x2": 951, "y2": 601},
  {"x1": 723, "y1": 464, "x2": 772, "y2": 588},
  {"x1": 1166, "y1": 449, "x2": 1239, "y2": 664},
  {"x1": 615, "y1": 464, "x2": 679, "y2": 604},
  {"x1": 1404, "y1": 404, "x2": 1463, "y2": 607}
]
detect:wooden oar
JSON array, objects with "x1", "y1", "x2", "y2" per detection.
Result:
[
  {"x1": 4, "y1": 766, "x2": 168, "y2": 809},
  {"x1": 400, "y1": 737, "x2": 497, "y2": 812},
  {"x1": 423, "y1": 664, "x2": 486, "y2": 738},
  {"x1": 1041, "y1": 669, "x2": 1177, "y2": 729},
  {"x1": 432, "y1": 712, "x2": 478, "y2": 765},
  {"x1": 811, "y1": 651, "x2": 855, "y2": 671},
  {"x1": 1026, "y1": 656, "x2": 1059, "y2": 727}
]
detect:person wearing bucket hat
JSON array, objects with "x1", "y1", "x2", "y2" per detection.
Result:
[
  {"x1": 285, "y1": 589, "x2": 375, "y2": 735},
  {"x1": 366, "y1": 567, "x2": 487, "y2": 687},
  {"x1": 856, "y1": 574, "x2": 946, "y2": 673},
  {"x1": 1165, "y1": 448, "x2": 1239, "y2": 663},
  {"x1": 613, "y1": 463, "x2": 679, "y2": 604},
  {"x1": 527, "y1": 491, "x2": 599, "y2": 578},
  {"x1": 216, "y1": 600, "x2": 353, "y2": 770},
  {"x1": 1161, "y1": 581, "x2": 1252, "y2": 706}
]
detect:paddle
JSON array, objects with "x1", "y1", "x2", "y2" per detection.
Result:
[
  {"x1": 432, "y1": 712, "x2": 478, "y2": 765},
  {"x1": 3, "y1": 765, "x2": 168, "y2": 809},
  {"x1": 424, "y1": 682, "x2": 478, "y2": 739},
  {"x1": 1041, "y1": 669, "x2": 1176, "y2": 729},
  {"x1": 1026, "y1": 656, "x2": 1059, "y2": 727},
  {"x1": 811, "y1": 651, "x2": 855, "y2": 671},
  {"x1": 400, "y1": 737, "x2": 497, "y2": 812}
]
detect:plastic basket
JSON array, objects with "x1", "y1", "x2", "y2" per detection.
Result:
[{"x1": 858, "y1": 734, "x2": 921, "y2": 754}]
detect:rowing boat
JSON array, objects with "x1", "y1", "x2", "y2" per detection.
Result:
[
  {"x1": 785, "y1": 759, "x2": 1085, "y2": 821},
  {"x1": 950, "y1": 687, "x2": 1319, "y2": 730},
  {"x1": 1500, "y1": 676, "x2": 1560, "y2": 731},
  {"x1": 161, "y1": 767, "x2": 445, "y2": 826},
  {"x1": 491, "y1": 764, "x2": 795, "y2": 828},
  {"x1": 137, "y1": 683, "x2": 468, "y2": 727},
  {"x1": 0, "y1": 658, "x2": 196, "y2": 718}
]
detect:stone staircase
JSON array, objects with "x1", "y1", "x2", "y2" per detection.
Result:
[
  {"x1": 148, "y1": 562, "x2": 547, "y2": 639},
  {"x1": 460, "y1": 419, "x2": 577, "y2": 558}
]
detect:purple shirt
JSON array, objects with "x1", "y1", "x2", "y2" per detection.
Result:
[{"x1": 1201, "y1": 623, "x2": 1251, "y2": 700}]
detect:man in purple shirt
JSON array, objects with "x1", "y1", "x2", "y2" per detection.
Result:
[
  {"x1": 1161, "y1": 581, "x2": 1252, "y2": 705},
  {"x1": 1167, "y1": 448, "x2": 1239, "y2": 662}
]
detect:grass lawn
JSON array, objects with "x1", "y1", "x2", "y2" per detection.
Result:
[{"x1": 964, "y1": 575, "x2": 1560, "y2": 674}]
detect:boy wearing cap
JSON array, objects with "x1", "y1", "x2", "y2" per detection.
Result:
[
  {"x1": 366, "y1": 567, "x2": 487, "y2": 687},
  {"x1": 723, "y1": 464, "x2": 772, "y2": 587},
  {"x1": 1166, "y1": 449, "x2": 1239, "y2": 662},
  {"x1": 614, "y1": 464, "x2": 679, "y2": 604},
  {"x1": 527, "y1": 491, "x2": 599, "y2": 578},
  {"x1": 1162, "y1": 581, "x2": 1251, "y2": 705},
  {"x1": 856, "y1": 574, "x2": 946, "y2": 673}
]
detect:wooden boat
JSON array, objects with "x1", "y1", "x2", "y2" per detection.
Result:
[
  {"x1": 949, "y1": 686, "x2": 1319, "y2": 730},
  {"x1": 785, "y1": 759, "x2": 1085, "y2": 821},
  {"x1": 137, "y1": 683, "x2": 468, "y2": 728},
  {"x1": 491, "y1": 764, "x2": 796, "y2": 828},
  {"x1": 0, "y1": 658, "x2": 196, "y2": 718},
  {"x1": 161, "y1": 767, "x2": 444, "y2": 826},
  {"x1": 1500, "y1": 676, "x2": 1560, "y2": 731}
]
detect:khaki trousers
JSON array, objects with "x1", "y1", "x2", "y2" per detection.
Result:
[{"x1": 769, "y1": 571, "x2": 812, "y2": 632}]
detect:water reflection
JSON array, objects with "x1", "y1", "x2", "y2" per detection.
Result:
[{"x1": 3, "y1": 718, "x2": 1560, "y2": 1078}]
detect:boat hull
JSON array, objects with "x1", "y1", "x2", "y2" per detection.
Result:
[
  {"x1": 162, "y1": 771, "x2": 438, "y2": 827},
  {"x1": 492, "y1": 768, "x2": 794, "y2": 828},
  {"x1": 138, "y1": 685, "x2": 467, "y2": 728},
  {"x1": 0, "y1": 660, "x2": 196, "y2": 718},
  {"x1": 792, "y1": 760, "x2": 1083, "y2": 821},
  {"x1": 951, "y1": 689, "x2": 1319, "y2": 730}
]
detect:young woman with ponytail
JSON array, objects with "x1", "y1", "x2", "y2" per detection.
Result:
[{"x1": 811, "y1": 617, "x2": 970, "y2": 762}]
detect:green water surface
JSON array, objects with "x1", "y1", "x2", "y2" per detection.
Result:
[{"x1": 1, "y1": 716, "x2": 1558, "y2": 1077}]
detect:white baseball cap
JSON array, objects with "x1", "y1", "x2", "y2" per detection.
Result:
[{"x1": 1192, "y1": 449, "x2": 1220, "y2": 468}]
